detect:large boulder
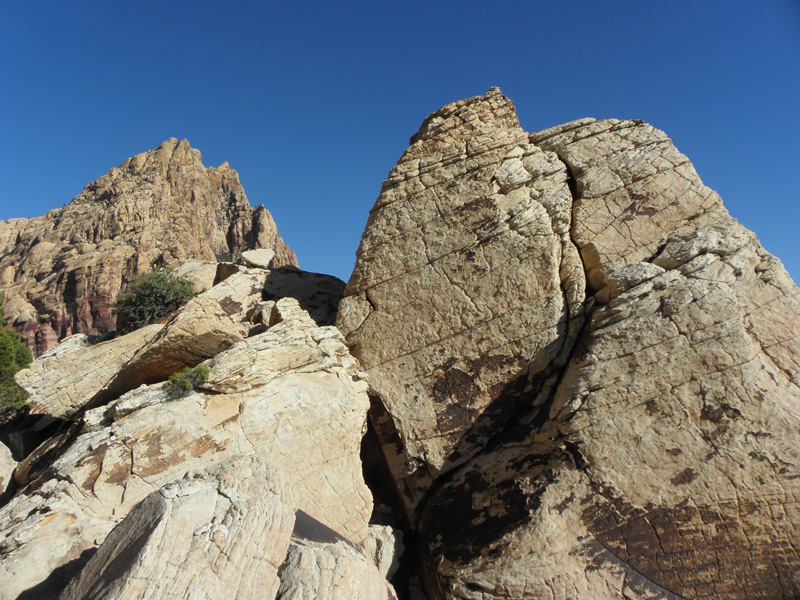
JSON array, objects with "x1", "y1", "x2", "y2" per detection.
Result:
[
  {"x1": 15, "y1": 327, "x2": 162, "y2": 420},
  {"x1": 341, "y1": 90, "x2": 800, "y2": 599},
  {"x1": 59, "y1": 463, "x2": 396, "y2": 600},
  {"x1": 58, "y1": 459, "x2": 296, "y2": 600},
  {"x1": 0, "y1": 298, "x2": 374, "y2": 599},
  {"x1": 337, "y1": 87, "x2": 586, "y2": 515}
]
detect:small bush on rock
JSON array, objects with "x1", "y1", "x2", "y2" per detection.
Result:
[
  {"x1": 114, "y1": 266, "x2": 197, "y2": 334},
  {"x1": 167, "y1": 365, "x2": 210, "y2": 398}
]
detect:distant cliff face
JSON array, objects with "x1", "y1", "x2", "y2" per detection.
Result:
[{"x1": 0, "y1": 138, "x2": 297, "y2": 354}]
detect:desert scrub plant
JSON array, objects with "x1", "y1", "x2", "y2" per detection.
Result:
[
  {"x1": 113, "y1": 266, "x2": 197, "y2": 334},
  {"x1": 167, "y1": 365, "x2": 210, "y2": 398},
  {"x1": 0, "y1": 294, "x2": 33, "y2": 416}
]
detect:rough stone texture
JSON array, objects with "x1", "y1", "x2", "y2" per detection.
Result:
[
  {"x1": 58, "y1": 459, "x2": 296, "y2": 600},
  {"x1": 171, "y1": 258, "x2": 219, "y2": 293},
  {"x1": 364, "y1": 524, "x2": 404, "y2": 580},
  {"x1": 0, "y1": 298, "x2": 373, "y2": 599},
  {"x1": 531, "y1": 118, "x2": 721, "y2": 294},
  {"x1": 92, "y1": 271, "x2": 269, "y2": 406},
  {"x1": 241, "y1": 248, "x2": 276, "y2": 269},
  {"x1": 0, "y1": 442, "x2": 14, "y2": 495},
  {"x1": 14, "y1": 325, "x2": 162, "y2": 420},
  {"x1": 419, "y1": 213, "x2": 800, "y2": 599},
  {"x1": 0, "y1": 138, "x2": 297, "y2": 355},
  {"x1": 408, "y1": 118, "x2": 800, "y2": 597},
  {"x1": 337, "y1": 88, "x2": 586, "y2": 514},
  {"x1": 276, "y1": 509, "x2": 397, "y2": 600},
  {"x1": 341, "y1": 92, "x2": 800, "y2": 599}
]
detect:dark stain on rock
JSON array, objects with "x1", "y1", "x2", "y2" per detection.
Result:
[
  {"x1": 218, "y1": 296, "x2": 242, "y2": 316},
  {"x1": 700, "y1": 402, "x2": 742, "y2": 423},
  {"x1": 76, "y1": 443, "x2": 109, "y2": 492},
  {"x1": 581, "y1": 488, "x2": 794, "y2": 598},
  {"x1": 669, "y1": 468, "x2": 696, "y2": 486},
  {"x1": 420, "y1": 448, "x2": 564, "y2": 566},
  {"x1": 554, "y1": 492, "x2": 576, "y2": 515},
  {"x1": 666, "y1": 447, "x2": 682, "y2": 456}
]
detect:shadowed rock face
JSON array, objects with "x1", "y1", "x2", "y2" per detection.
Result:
[
  {"x1": 0, "y1": 138, "x2": 297, "y2": 355},
  {"x1": 339, "y1": 89, "x2": 800, "y2": 599}
]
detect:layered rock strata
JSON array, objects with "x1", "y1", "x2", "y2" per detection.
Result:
[
  {"x1": 0, "y1": 138, "x2": 297, "y2": 355},
  {"x1": 339, "y1": 89, "x2": 800, "y2": 599}
]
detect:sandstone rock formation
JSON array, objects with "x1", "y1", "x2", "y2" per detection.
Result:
[
  {"x1": 339, "y1": 89, "x2": 800, "y2": 599},
  {"x1": 2, "y1": 89, "x2": 798, "y2": 600},
  {"x1": 338, "y1": 87, "x2": 585, "y2": 515},
  {"x1": 15, "y1": 326, "x2": 162, "y2": 420},
  {"x1": 0, "y1": 442, "x2": 14, "y2": 495},
  {"x1": 58, "y1": 458, "x2": 297, "y2": 600},
  {"x1": 0, "y1": 296, "x2": 374, "y2": 598},
  {"x1": 0, "y1": 138, "x2": 297, "y2": 355}
]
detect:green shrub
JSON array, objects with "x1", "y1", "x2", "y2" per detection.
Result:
[
  {"x1": 167, "y1": 365, "x2": 210, "y2": 398},
  {"x1": 0, "y1": 294, "x2": 33, "y2": 415},
  {"x1": 114, "y1": 266, "x2": 197, "y2": 334}
]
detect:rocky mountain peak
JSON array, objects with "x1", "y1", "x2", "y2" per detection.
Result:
[{"x1": 0, "y1": 140, "x2": 297, "y2": 355}]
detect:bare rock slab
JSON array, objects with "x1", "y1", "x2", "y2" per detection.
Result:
[
  {"x1": 15, "y1": 325, "x2": 162, "y2": 420},
  {"x1": 59, "y1": 458, "x2": 295, "y2": 600},
  {"x1": 0, "y1": 298, "x2": 373, "y2": 599}
]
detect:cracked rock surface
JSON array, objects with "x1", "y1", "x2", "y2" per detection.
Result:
[
  {"x1": 338, "y1": 87, "x2": 586, "y2": 516},
  {"x1": 340, "y1": 89, "x2": 800, "y2": 599},
  {"x1": 0, "y1": 297, "x2": 373, "y2": 599}
]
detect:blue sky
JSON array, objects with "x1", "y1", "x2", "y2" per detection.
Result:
[{"x1": 1, "y1": 1, "x2": 798, "y2": 284}]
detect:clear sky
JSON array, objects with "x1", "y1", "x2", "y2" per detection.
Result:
[{"x1": 1, "y1": 1, "x2": 798, "y2": 284}]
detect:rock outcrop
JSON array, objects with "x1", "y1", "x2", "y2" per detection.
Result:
[
  {"x1": 338, "y1": 87, "x2": 585, "y2": 515},
  {"x1": 2, "y1": 89, "x2": 798, "y2": 600},
  {"x1": 339, "y1": 89, "x2": 800, "y2": 599},
  {"x1": 0, "y1": 295, "x2": 374, "y2": 599},
  {"x1": 0, "y1": 138, "x2": 297, "y2": 355}
]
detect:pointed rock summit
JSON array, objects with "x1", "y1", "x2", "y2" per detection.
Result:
[
  {"x1": 338, "y1": 88, "x2": 800, "y2": 598},
  {"x1": 0, "y1": 139, "x2": 297, "y2": 354}
]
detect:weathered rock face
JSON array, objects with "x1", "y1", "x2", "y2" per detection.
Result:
[
  {"x1": 277, "y1": 510, "x2": 398, "y2": 600},
  {"x1": 338, "y1": 87, "x2": 586, "y2": 514},
  {"x1": 0, "y1": 297, "x2": 374, "y2": 599},
  {"x1": 0, "y1": 138, "x2": 297, "y2": 355},
  {"x1": 340, "y1": 89, "x2": 800, "y2": 599},
  {"x1": 58, "y1": 464, "x2": 396, "y2": 600},
  {"x1": 58, "y1": 459, "x2": 296, "y2": 600},
  {"x1": 0, "y1": 442, "x2": 14, "y2": 495},
  {"x1": 15, "y1": 326, "x2": 162, "y2": 420}
]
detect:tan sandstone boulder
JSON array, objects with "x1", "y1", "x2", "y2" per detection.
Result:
[
  {"x1": 15, "y1": 326, "x2": 162, "y2": 420},
  {"x1": 0, "y1": 298, "x2": 373, "y2": 599},
  {"x1": 0, "y1": 443, "x2": 14, "y2": 495},
  {"x1": 58, "y1": 458, "x2": 297, "y2": 600},
  {"x1": 337, "y1": 87, "x2": 586, "y2": 515},
  {"x1": 342, "y1": 90, "x2": 800, "y2": 600}
]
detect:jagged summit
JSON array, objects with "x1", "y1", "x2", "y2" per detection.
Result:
[{"x1": 0, "y1": 140, "x2": 297, "y2": 355}]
